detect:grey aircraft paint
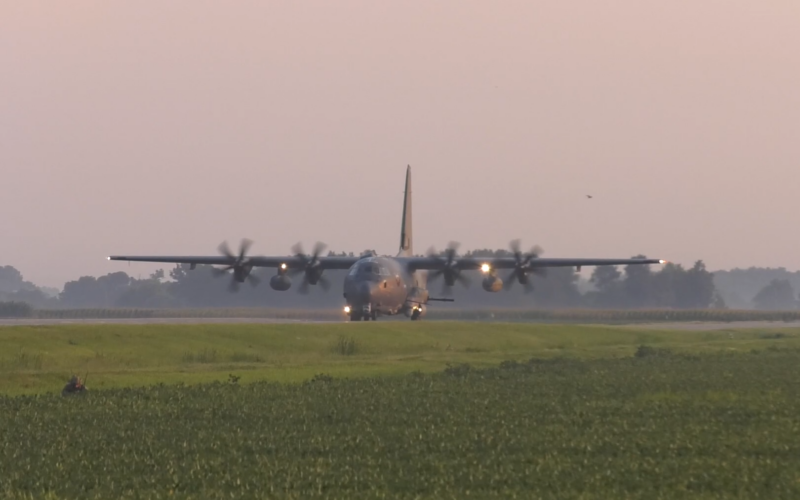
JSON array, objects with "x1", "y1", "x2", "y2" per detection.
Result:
[{"x1": 108, "y1": 165, "x2": 667, "y2": 321}]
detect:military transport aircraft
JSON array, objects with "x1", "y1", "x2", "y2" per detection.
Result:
[{"x1": 108, "y1": 166, "x2": 665, "y2": 321}]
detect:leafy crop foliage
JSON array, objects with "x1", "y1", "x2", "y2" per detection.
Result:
[{"x1": 2, "y1": 351, "x2": 800, "y2": 499}]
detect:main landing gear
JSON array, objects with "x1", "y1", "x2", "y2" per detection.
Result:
[{"x1": 350, "y1": 311, "x2": 377, "y2": 321}]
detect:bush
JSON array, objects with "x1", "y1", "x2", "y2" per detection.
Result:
[
  {"x1": 634, "y1": 345, "x2": 672, "y2": 358},
  {"x1": 443, "y1": 363, "x2": 473, "y2": 376},
  {"x1": 182, "y1": 349, "x2": 218, "y2": 364},
  {"x1": 310, "y1": 373, "x2": 334, "y2": 383},
  {"x1": 333, "y1": 336, "x2": 358, "y2": 356},
  {"x1": 0, "y1": 301, "x2": 33, "y2": 318}
]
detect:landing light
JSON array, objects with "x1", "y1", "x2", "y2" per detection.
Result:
[
  {"x1": 280, "y1": 263, "x2": 287, "y2": 270},
  {"x1": 343, "y1": 306, "x2": 351, "y2": 314},
  {"x1": 480, "y1": 263, "x2": 491, "y2": 273},
  {"x1": 659, "y1": 259, "x2": 668, "y2": 264}
]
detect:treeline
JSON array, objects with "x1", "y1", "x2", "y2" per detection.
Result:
[{"x1": 2, "y1": 252, "x2": 799, "y2": 311}]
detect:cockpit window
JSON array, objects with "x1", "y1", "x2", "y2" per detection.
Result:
[{"x1": 349, "y1": 261, "x2": 391, "y2": 276}]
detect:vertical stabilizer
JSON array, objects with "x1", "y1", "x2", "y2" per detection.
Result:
[{"x1": 398, "y1": 165, "x2": 413, "y2": 257}]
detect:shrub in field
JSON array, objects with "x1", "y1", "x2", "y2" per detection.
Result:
[
  {"x1": 309, "y1": 373, "x2": 334, "y2": 383},
  {"x1": 333, "y1": 336, "x2": 358, "y2": 356},
  {"x1": 443, "y1": 362, "x2": 473, "y2": 376},
  {"x1": 229, "y1": 352, "x2": 264, "y2": 363},
  {"x1": 181, "y1": 348, "x2": 218, "y2": 364},
  {"x1": 634, "y1": 344, "x2": 673, "y2": 358},
  {"x1": 9, "y1": 350, "x2": 43, "y2": 370},
  {"x1": 759, "y1": 332, "x2": 788, "y2": 340}
]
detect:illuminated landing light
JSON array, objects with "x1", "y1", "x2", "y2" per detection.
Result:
[
  {"x1": 480, "y1": 263, "x2": 491, "y2": 273},
  {"x1": 280, "y1": 263, "x2": 287, "y2": 270},
  {"x1": 659, "y1": 259, "x2": 668, "y2": 264},
  {"x1": 106, "y1": 257, "x2": 110, "y2": 261},
  {"x1": 344, "y1": 306, "x2": 351, "y2": 314}
]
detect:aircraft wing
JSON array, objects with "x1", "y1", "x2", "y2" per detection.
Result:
[
  {"x1": 107, "y1": 255, "x2": 360, "y2": 270},
  {"x1": 402, "y1": 256, "x2": 666, "y2": 272}
]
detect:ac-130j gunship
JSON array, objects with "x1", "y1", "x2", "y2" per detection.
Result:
[{"x1": 109, "y1": 166, "x2": 665, "y2": 321}]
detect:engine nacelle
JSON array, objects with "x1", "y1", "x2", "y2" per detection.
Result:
[
  {"x1": 269, "y1": 274, "x2": 292, "y2": 291},
  {"x1": 482, "y1": 275, "x2": 503, "y2": 292}
]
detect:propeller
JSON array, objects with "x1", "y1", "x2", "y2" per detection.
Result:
[
  {"x1": 426, "y1": 241, "x2": 471, "y2": 295},
  {"x1": 212, "y1": 239, "x2": 261, "y2": 292},
  {"x1": 289, "y1": 242, "x2": 331, "y2": 294},
  {"x1": 503, "y1": 239, "x2": 546, "y2": 293}
]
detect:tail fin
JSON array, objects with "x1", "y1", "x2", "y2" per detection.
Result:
[{"x1": 398, "y1": 165, "x2": 413, "y2": 257}]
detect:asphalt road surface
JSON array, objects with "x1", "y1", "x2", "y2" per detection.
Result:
[
  {"x1": 1, "y1": 318, "x2": 799, "y2": 329},
  {"x1": 0, "y1": 318, "x2": 331, "y2": 326}
]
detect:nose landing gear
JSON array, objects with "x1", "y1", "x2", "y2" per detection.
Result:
[{"x1": 346, "y1": 304, "x2": 377, "y2": 321}]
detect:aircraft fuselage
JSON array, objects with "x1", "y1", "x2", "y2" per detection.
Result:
[{"x1": 343, "y1": 256, "x2": 428, "y2": 321}]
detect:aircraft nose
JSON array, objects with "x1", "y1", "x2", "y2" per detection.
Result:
[{"x1": 356, "y1": 281, "x2": 377, "y2": 305}]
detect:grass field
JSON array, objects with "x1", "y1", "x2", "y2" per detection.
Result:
[
  {"x1": 1, "y1": 322, "x2": 799, "y2": 395},
  {"x1": 3, "y1": 348, "x2": 800, "y2": 498},
  {"x1": 3, "y1": 322, "x2": 800, "y2": 498}
]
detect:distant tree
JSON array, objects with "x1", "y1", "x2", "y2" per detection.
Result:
[
  {"x1": 0, "y1": 266, "x2": 24, "y2": 293},
  {"x1": 531, "y1": 267, "x2": 582, "y2": 307},
  {"x1": 650, "y1": 262, "x2": 682, "y2": 307},
  {"x1": 585, "y1": 266, "x2": 623, "y2": 308},
  {"x1": 675, "y1": 261, "x2": 716, "y2": 309},
  {"x1": 623, "y1": 255, "x2": 653, "y2": 308},
  {"x1": 713, "y1": 267, "x2": 800, "y2": 310},
  {"x1": 60, "y1": 272, "x2": 133, "y2": 307},
  {"x1": 116, "y1": 280, "x2": 179, "y2": 308},
  {"x1": 752, "y1": 279, "x2": 797, "y2": 311},
  {"x1": 710, "y1": 291, "x2": 727, "y2": 309},
  {"x1": 590, "y1": 266, "x2": 621, "y2": 292}
]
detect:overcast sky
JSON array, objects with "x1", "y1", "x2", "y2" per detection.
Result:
[{"x1": 2, "y1": 1, "x2": 798, "y2": 288}]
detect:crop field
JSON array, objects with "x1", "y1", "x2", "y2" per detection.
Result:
[{"x1": 2, "y1": 345, "x2": 800, "y2": 499}]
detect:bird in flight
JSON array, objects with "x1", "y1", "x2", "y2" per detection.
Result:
[{"x1": 586, "y1": 195, "x2": 593, "y2": 199}]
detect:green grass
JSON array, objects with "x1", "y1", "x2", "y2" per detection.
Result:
[
  {"x1": 2, "y1": 322, "x2": 800, "y2": 396},
  {"x1": 3, "y1": 351, "x2": 800, "y2": 499}
]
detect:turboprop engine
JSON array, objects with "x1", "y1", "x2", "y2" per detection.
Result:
[
  {"x1": 269, "y1": 274, "x2": 292, "y2": 291},
  {"x1": 482, "y1": 275, "x2": 503, "y2": 292}
]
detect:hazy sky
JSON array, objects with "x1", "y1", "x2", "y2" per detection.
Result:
[{"x1": 2, "y1": 1, "x2": 798, "y2": 288}]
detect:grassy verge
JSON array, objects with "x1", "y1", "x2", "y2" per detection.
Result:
[{"x1": 1, "y1": 322, "x2": 799, "y2": 395}]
